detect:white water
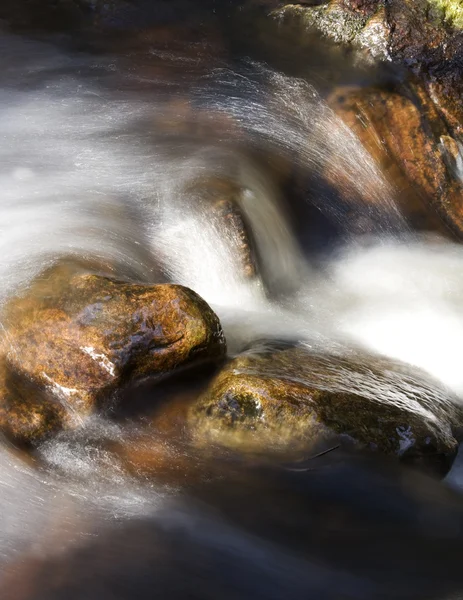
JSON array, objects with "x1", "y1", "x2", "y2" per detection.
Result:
[{"x1": 0, "y1": 31, "x2": 462, "y2": 593}]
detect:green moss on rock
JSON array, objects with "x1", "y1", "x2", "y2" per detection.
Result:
[{"x1": 428, "y1": 0, "x2": 463, "y2": 29}]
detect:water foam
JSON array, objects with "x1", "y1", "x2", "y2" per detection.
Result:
[{"x1": 0, "y1": 30, "x2": 462, "y2": 569}]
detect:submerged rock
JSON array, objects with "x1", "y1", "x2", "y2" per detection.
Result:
[
  {"x1": 0, "y1": 262, "x2": 226, "y2": 444},
  {"x1": 185, "y1": 176, "x2": 259, "y2": 280},
  {"x1": 189, "y1": 343, "x2": 461, "y2": 476}
]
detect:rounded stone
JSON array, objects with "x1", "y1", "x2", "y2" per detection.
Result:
[
  {"x1": 0, "y1": 262, "x2": 226, "y2": 445},
  {"x1": 188, "y1": 343, "x2": 461, "y2": 476}
]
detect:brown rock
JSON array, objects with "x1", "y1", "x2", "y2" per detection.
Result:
[
  {"x1": 272, "y1": 1, "x2": 463, "y2": 162},
  {"x1": 329, "y1": 84, "x2": 463, "y2": 237},
  {"x1": 183, "y1": 176, "x2": 258, "y2": 280},
  {"x1": 0, "y1": 262, "x2": 226, "y2": 444},
  {"x1": 188, "y1": 343, "x2": 461, "y2": 476}
]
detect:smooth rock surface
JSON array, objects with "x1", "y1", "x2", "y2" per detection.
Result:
[
  {"x1": 329, "y1": 84, "x2": 463, "y2": 237},
  {"x1": 0, "y1": 262, "x2": 226, "y2": 444},
  {"x1": 189, "y1": 343, "x2": 461, "y2": 476}
]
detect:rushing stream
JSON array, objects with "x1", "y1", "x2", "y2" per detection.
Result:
[{"x1": 1, "y1": 6, "x2": 463, "y2": 599}]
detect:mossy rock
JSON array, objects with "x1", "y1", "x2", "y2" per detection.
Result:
[
  {"x1": 0, "y1": 262, "x2": 226, "y2": 445},
  {"x1": 189, "y1": 343, "x2": 461, "y2": 476},
  {"x1": 272, "y1": 1, "x2": 453, "y2": 60},
  {"x1": 429, "y1": 0, "x2": 463, "y2": 29}
]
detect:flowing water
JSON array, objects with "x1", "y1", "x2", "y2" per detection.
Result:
[{"x1": 1, "y1": 8, "x2": 463, "y2": 599}]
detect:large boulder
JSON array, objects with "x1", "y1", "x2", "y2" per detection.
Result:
[
  {"x1": 188, "y1": 343, "x2": 461, "y2": 476},
  {"x1": 0, "y1": 262, "x2": 226, "y2": 444}
]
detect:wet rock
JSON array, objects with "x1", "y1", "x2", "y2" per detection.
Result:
[
  {"x1": 212, "y1": 197, "x2": 256, "y2": 279},
  {"x1": 189, "y1": 343, "x2": 461, "y2": 476},
  {"x1": 242, "y1": 1, "x2": 463, "y2": 238},
  {"x1": 153, "y1": 170, "x2": 268, "y2": 297},
  {"x1": 0, "y1": 262, "x2": 226, "y2": 445},
  {"x1": 329, "y1": 84, "x2": 463, "y2": 237},
  {"x1": 185, "y1": 176, "x2": 258, "y2": 280},
  {"x1": 0, "y1": 364, "x2": 69, "y2": 445},
  {"x1": 271, "y1": 2, "x2": 463, "y2": 176}
]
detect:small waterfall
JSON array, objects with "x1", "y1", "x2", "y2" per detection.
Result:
[{"x1": 0, "y1": 29, "x2": 462, "y2": 596}]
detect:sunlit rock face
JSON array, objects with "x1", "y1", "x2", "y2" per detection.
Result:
[
  {"x1": 0, "y1": 262, "x2": 226, "y2": 445},
  {"x1": 269, "y1": 0, "x2": 463, "y2": 239},
  {"x1": 327, "y1": 84, "x2": 463, "y2": 238},
  {"x1": 189, "y1": 342, "x2": 461, "y2": 477}
]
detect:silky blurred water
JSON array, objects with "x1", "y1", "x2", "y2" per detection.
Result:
[{"x1": 0, "y1": 22, "x2": 462, "y2": 600}]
